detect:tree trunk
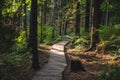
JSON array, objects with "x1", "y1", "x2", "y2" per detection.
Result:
[
  {"x1": 50, "y1": 0, "x2": 55, "y2": 39},
  {"x1": 105, "y1": 1, "x2": 109, "y2": 26},
  {"x1": 75, "y1": 2, "x2": 81, "y2": 36},
  {"x1": 40, "y1": 6, "x2": 43, "y2": 43},
  {"x1": 88, "y1": 0, "x2": 101, "y2": 51},
  {"x1": 23, "y1": 0, "x2": 28, "y2": 42},
  {"x1": 58, "y1": 0, "x2": 62, "y2": 36},
  {"x1": 28, "y1": 0, "x2": 39, "y2": 70},
  {"x1": 89, "y1": 0, "x2": 93, "y2": 29},
  {"x1": 85, "y1": 0, "x2": 90, "y2": 32},
  {"x1": 43, "y1": 2, "x2": 47, "y2": 25},
  {"x1": 64, "y1": 20, "x2": 68, "y2": 35},
  {"x1": 0, "y1": 9, "x2": 2, "y2": 24}
]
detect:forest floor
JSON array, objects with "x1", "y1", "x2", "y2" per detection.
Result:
[
  {"x1": 0, "y1": 44, "x2": 52, "y2": 80},
  {"x1": 63, "y1": 45, "x2": 120, "y2": 80},
  {"x1": 1, "y1": 43, "x2": 119, "y2": 80},
  {"x1": 37, "y1": 43, "x2": 120, "y2": 80}
]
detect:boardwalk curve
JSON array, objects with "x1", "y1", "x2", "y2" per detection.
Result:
[{"x1": 32, "y1": 41, "x2": 69, "y2": 80}]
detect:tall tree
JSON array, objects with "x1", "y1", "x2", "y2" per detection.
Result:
[
  {"x1": 50, "y1": 0, "x2": 55, "y2": 39},
  {"x1": 58, "y1": 0, "x2": 62, "y2": 36},
  {"x1": 0, "y1": 3, "x2": 2, "y2": 24},
  {"x1": 23, "y1": 0, "x2": 28, "y2": 42},
  {"x1": 0, "y1": 0, "x2": 4, "y2": 24},
  {"x1": 40, "y1": 5, "x2": 43, "y2": 43},
  {"x1": 88, "y1": 0, "x2": 102, "y2": 51},
  {"x1": 43, "y1": 1, "x2": 47, "y2": 25},
  {"x1": 105, "y1": 0, "x2": 109, "y2": 26},
  {"x1": 28, "y1": 0, "x2": 39, "y2": 70},
  {"x1": 64, "y1": 20, "x2": 68, "y2": 35},
  {"x1": 75, "y1": 1, "x2": 81, "y2": 36},
  {"x1": 85, "y1": 0, "x2": 90, "y2": 32}
]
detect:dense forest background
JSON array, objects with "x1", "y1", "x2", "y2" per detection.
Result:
[{"x1": 0, "y1": 0, "x2": 120, "y2": 80}]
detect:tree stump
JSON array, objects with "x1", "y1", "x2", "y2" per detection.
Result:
[{"x1": 70, "y1": 59, "x2": 86, "y2": 72}]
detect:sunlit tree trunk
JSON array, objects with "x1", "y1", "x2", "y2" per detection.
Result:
[{"x1": 28, "y1": 0, "x2": 39, "y2": 70}]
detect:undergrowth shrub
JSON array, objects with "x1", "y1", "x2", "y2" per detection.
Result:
[
  {"x1": 0, "y1": 51, "x2": 32, "y2": 80},
  {"x1": 38, "y1": 25, "x2": 59, "y2": 44},
  {"x1": 97, "y1": 66, "x2": 120, "y2": 80},
  {"x1": 0, "y1": 51, "x2": 32, "y2": 67},
  {"x1": 12, "y1": 31, "x2": 26, "y2": 52},
  {"x1": 0, "y1": 26, "x2": 19, "y2": 54},
  {"x1": 38, "y1": 25, "x2": 53, "y2": 44},
  {"x1": 98, "y1": 24, "x2": 120, "y2": 54},
  {"x1": 70, "y1": 27, "x2": 90, "y2": 50}
]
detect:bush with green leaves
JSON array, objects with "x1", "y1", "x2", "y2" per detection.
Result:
[
  {"x1": 72, "y1": 36, "x2": 90, "y2": 50},
  {"x1": 100, "y1": 24, "x2": 120, "y2": 41},
  {"x1": 38, "y1": 25, "x2": 52, "y2": 44},
  {"x1": 38, "y1": 25, "x2": 59, "y2": 44},
  {"x1": 97, "y1": 66, "x2": 120, "y2": 80},
  {"x1": 0, "y1": 51, "x2": 32, "y2": 80},
  {"x1": 70, "y1": 27, "x2": 90, "y2": 50},
  {"x1": 0, "y1": 26, "x2": 19, "y2": 54},
  {"x1": 99, "y1": 24, "x2": 120, "y2": 54},
  {"x1": 12, "y1": 31, "x2": 27, "y2": 52}
]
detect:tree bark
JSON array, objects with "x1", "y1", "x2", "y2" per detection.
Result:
[
  {"x1": 75, "y1": 2, "x2": 81, "y2": 36},
  {"x1": 43, "y1": 2, "x2": 47, "y2": 25},
  {"x1": 50, "y1": 0, "x2": 55, "y2": 39},
  {"x1": 85, "y1": 0, "x2": 90, "y2": 32},
  {"x1": 88, "y1": 0, "x2": 101, "y2": 51},
  {"x1": 40, "y1": 6, "x2": 43, "y2": 43},
  {"x1": 0, "y1": 9, "x2": 2, "y2": 24},
  {"x1": 23, "y1": 0, "x2": 28, "y2": 42},
  {"x1": 58, "y1": 0, "x2": 62, "y2": 36},
  {"x1": 28, "y1": 0, "x2": 39, "y2": 70},
  {"x1": 105, "y1": 1, "x2": 109, "y2": 26},
  {"x1": 64, "y1": 20, "x2": 68, "y2": 35}
]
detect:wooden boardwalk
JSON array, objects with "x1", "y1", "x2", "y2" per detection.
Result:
[{"x1": 32, "y1": 41, "x2": 69, "y2": 80}]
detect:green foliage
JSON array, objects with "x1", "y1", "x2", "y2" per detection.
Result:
[
  {"x1": 70, "y1": 27, "x2": 90, "y2": 50},
  {"x1": 12, "y1": 31, "x2": 27, "y2": 52},
  {"x1": 0, "y1": 51, "x2": 32, "y2": 66},
  {"x1": 38, "y1": 25, "x2": 60, "y2": 44},
  {"x1": 72, "y1": 36, "x2": 90, "y2": 50},
  {"x1": 100, "y1": 24, "x2": 120, "y2": 41},
  {"x1": 0, "y1": 26, "x2": 19, "y2": 54},
  {"x1": 38, "y1": 25, "x2": 53, "y2": 44},
  {"x1": 101, "y1": 0, "x2": 120, "y2": 11},
  {"x1": 2, "y1": 1, "x2": 20, "y2": 16},
  {"x1": 97, "y1": 66, "x2": 120, "y2": 80},
  {"x1": 0, "y1": 51, "x2": 32, "y2": 80},
  {"x1": 99, "y1": 24, "x2": 120, "y2": 54}
]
